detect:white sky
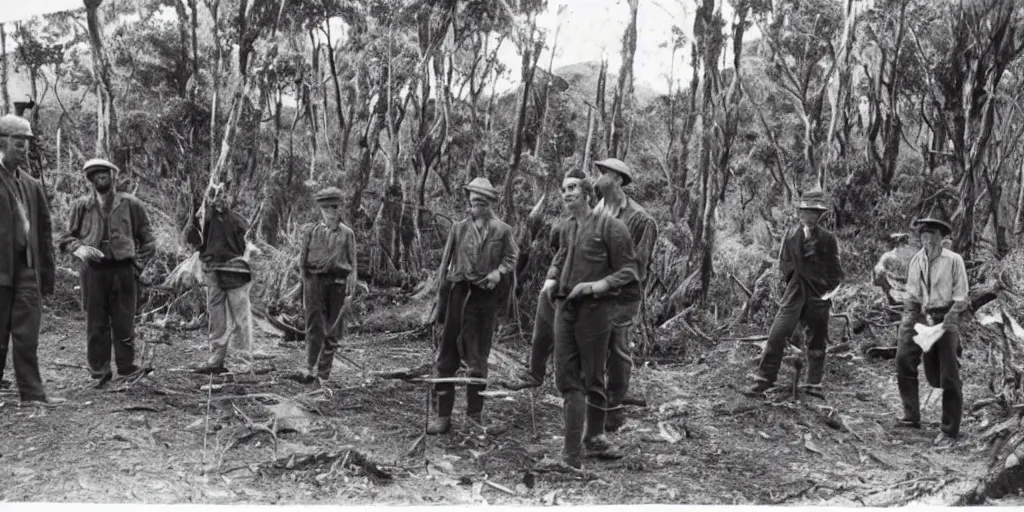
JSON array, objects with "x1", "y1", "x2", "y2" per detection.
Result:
[{"x1": 4, "y1": 0, "x2": 757, "y2": 96}]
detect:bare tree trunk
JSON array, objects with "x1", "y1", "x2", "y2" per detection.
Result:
[
  {"x1": 323, "y1": 24, "x2": 349, "y2": 173},
  {"x1": 84, "y1": 0, "x2": 122, "y2": 168},
  {"x1": 173, "y1": 0, "x2": 192, "y2": 98},
  {"x1": 596, "y1": 57, "x2": 608, "y2": 160},
  {"x1": 609, "y1": 0, "x2": 639, "y2": 159},
  {"x1": 582, "y1": 105, "x2": 595, "y2": 174},
  {"x1": 503, "y1": 14, "x2": 542, "y2": 222},
  {"x1": 533, "y1": 5, "x2": 565, "y2": 156},
  {"x1": 0, "y1": 24, "x2": 9, "y2": 114}
]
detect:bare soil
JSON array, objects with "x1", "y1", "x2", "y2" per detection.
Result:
[{"x1": 0, "y1": 306, "x2": 1011, "y2": 505}]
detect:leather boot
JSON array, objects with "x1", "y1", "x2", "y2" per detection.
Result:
[
  {"x1": 897, "y1": 375, "x2": 921, "y2": 426},
  {"x1": 585, "y1": 401, "x2": 607, "y2": 441},
  {"x1": 427, "y1": 385, "x2": 455, "y2": 435},
  {"x1": 605, "y1": 406, "x2": 626, "y2": 433},
  {"x1": 317, "y1": 345, "x2": 335, "y2": 380},
  {"x1": 742, "y1": 377, "x2": 773, "y2": 397},
  {"x1": 562, "y1": 391, "x2": 585, "y2": 469},
  {"x1": 806, "y1": 350, "x2": 826, "y2": 386},
  {"x1": 467, "y1": 384, "x2": 486, "y2": 429}
]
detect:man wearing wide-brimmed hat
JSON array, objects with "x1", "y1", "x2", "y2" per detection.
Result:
[
  {"x1": 743, "y1": 188, "x2": 844, "y2": 398},
  {"x1": 296, "y1": 186, "x2": 358, "y2": 383},
  {"x1": 0, "y1": 114, "x2": 58, "y2": 405},
  {"x1": 428, "y1": 176, "x2": 518, "y2": 435},
  {"x1": 894, "y1": 203, "x2": 968, "y2": 444},
  {"x1": 592, "y1": 157, "x2": 657, "y2": 432},
  {"x1": 60, "y1": 157, "x2": 155, "y2": 386},
  {"x1": 184, "y1": 181, "x2": 255, "y2": 375}
]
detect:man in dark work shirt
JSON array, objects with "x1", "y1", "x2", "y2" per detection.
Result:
[
  {"x1": 298, "y1": 186, "x2": 358, "y2": 383},
  {"x1": 60, "y1": 158, "x2": 156, "y2": 386},
  {"x1": 547, "y1": 167, "x2": 639, "y2": 469},
  {"x1": 742, "y1": 189, "x2": 844, "y2": 398},
  {"x1": 184, "y1": 182, "x2": 254, "y2": 375}
]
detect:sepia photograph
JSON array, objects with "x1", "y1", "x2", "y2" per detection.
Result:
[{"x1": 1, "y1": 0, "x2": 1024, "y2": 506}]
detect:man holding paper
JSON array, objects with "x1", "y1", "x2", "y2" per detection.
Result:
[{"x1": 895, "y1": 203, "x2": 969, "y2": 442}]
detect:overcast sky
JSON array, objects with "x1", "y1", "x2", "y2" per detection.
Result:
[{"x1": 5, "y1": 0, "x2": 755, "y2": 95}]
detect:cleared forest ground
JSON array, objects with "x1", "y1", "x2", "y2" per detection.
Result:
[{"x1": 0, "y1": 305, "x2": 1015, "y2": 505}]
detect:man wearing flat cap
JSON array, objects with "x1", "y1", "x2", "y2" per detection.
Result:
[
  {"x1": 298, "y1": 186, "x2": 358, "y2": 383},
  {"x1": 743, "y1": 188, "x2": 844, "y2": 398},
  {"x1": 0, "y1": 114, "x2": 58, "y2": 405},
  {"x1": 428, "y1": 176, "x2": 518, "y2": 435},
  {"x1": 60, "y1": 157, "x2": 156, "y2": 385},
  {"x1": 184, "y1": 181, "x2": 255, "y2": 375},
  {"x1": 894, "y1": 203, "x2": 968, "y2": 444}
]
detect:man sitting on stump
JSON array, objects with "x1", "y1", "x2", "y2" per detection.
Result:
[
  {"x1": 743, "y1": 189, "x2": 844, "y2": 398},
  {"x1": 298, "y1": 187, "x2": 358, "y2": 384},
  {"x1": 548, "y1": 168, "x2": 639, "y2": 469},
  {"x1": 428, "y1": 177, "x2": 518, "y2": 435},
  {"x1": 894, "y1": 203, "x2": 968, "y2": 445}
]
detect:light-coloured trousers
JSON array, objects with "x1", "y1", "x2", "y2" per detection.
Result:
[{"x1": 205, "y1": 274, "x2": 253, "y2": 366}]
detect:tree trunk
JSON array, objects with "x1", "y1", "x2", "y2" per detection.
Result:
[
  {"x1": 173, "y1": 0, "x2": 191, "y2": 98},
  {"x1": 84, "y1": 0, "x2": 122, "y2": 169},
  {"x1": 610, "y1": 0, "x2": 639, "y2": 159},
  {"x1": 0, "y1": 23, "x2": 9, "y2": 114},
  {"x1": 324, "y1": 24, "x2": 348, "y2": 173},
  {"x1": 503, "y1": 14, "x2": 542, "y2": 222},
  {"x1": 596, "y1": 57, "x2": 608, "y2": 162}
]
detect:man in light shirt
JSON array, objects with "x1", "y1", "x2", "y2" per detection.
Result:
[{"x1": 894, "y1": 203, "x2": 969, "y2": 442}]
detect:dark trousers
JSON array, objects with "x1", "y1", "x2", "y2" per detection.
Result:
[
  {"x1": 0, "y1": 250, "x2": 45, "y2": 401},
  {"x1": 554, "y1": 297, "x2": 614, "y2": 451},
  {"x1": 756, "y1": 281, "x2": 830, "y2": 385},
  {"x1": 607, "y1": 299, "x2": 640, "y2": 410},
  {"x1": 304, "y1": 272, "x2": 348, "y2": 378},
  {"x1": 83, "y1": 260, "x2": 138, "y2": 378},
  {"x1": 433, "y1": 280, "x2": 499, "y2": 418},
  {"x1": 527, "y1": 294, "x2": 557, "y2": 382},
  {"x1": 896, "y1": 311, "x2": 962, "y2": 437}
]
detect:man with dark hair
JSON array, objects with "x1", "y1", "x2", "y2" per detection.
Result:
[
  {"x1": 743, "y1": 189, "x2": 844, "y2": 398},
  {"x1": 299, "y1": 186, "x2": 358, "y2": 383},
  {"x1": 428, "y1": 177, "x2": 518, "y2": 435},
  {"x1": 894, "y1": 204, "x2": 968, "y2": 444},
  {"x1": 0, "y1": 114, "x2": 57, "y2": 405},
  {"x1": 184, "y1": 182, "x2": 254, "y2": 375},
  {"x1": 548, "y1": 167, "x2": 639, "y2": 469},
  {"x1": 60, "y1": 158, "x2": 156, "y2": 386}
]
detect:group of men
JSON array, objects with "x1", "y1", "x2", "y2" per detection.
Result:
[
  {"x1": 427, "y1": 159, "x2": 657, "y2": 469},
  {"x1": 1, "y1": 110, "x2": 969, "y2": 463}
]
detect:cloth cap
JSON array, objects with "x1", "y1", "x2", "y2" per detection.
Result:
[
  {"x1": 0, "y1": 115, "x2": 32, "y2": 137},
  {"x1": 594, "y1": 158, "x2": 633, "y2": 186},
  {"x1": 563, "y1": 167, "x2": 587, "y2": 181},
  {"x1": 464, "y1": 177, "x2": 499, "y2": 200},
  {"x1": 83, "y1": 158, "x2": 120, "y2": 178},
  {"x1": 314, "y1": 186, "x2": 345, "y2": 204},
  {"x1": 913, "y1": 202, "x2": 952, "y2": 237},
  {"x1": 797, "y1": 188, "x2": 829, "y2": 211}
]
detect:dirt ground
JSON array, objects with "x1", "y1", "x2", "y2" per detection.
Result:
[{"x1": 0, "y1": 304, "x2": 1018, "y2": 505}]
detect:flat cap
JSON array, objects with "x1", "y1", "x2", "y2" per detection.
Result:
[
  {"x1": 314, "y1": 186, "x2": 345, "y2": 204},
  {"x1": 0, "y1": 114, "x2": 32, "y2": 137}
]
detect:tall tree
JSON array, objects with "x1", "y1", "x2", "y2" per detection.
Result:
[
  {"x1": 84, "y1": 0, "x2": 122, "y2": 167},
  {"x1": 1, "y1": 24, "x2": 9, "y2": 114},
  {"x1": 503, "y1": 4, "x2": 545, "y2": 222},
  {"x1": 609, "y1": 0, "x2": 639, "y2": 159}
]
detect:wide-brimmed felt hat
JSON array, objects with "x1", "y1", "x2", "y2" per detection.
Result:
[
  {"x1": 913, "y1": 202, "x2": 952, "y2": 237},
  {"x1": 464, "y1": 177, "x2": 499, "y2": 200},
  {"x1": 314, "y1": 186, "x2": 344, "y2": 205},
  {"x1": 797, "y1": 189, "x2": 829, "y2": 212},
  {"x1": 593, "y1": 158, "x2": 633, "y2": 186},
  {"x1": 0, "y1": 114, "x2": 32, "y2": 138},
  {"x1": 82, "y1": 158, "x2": 120, "y2": 178}
]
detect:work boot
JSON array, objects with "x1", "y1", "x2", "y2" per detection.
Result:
[
  {"x1": 584, "y1": 434, "x2": 624, "y2": 460},
  {"x1": 741, "y1": 379, "x2": 773, "y2": 397},
  {"x1": 193, "y1": 363, "x2": 228, "y2": 375},
  {"x1": 118, "y1": 364, "x2": 141, "y2": 377},
  {"x1": 605, "y1": 407, "x2": 626, "y2": 433},
  {"x1": 800, "y1": 383, "x2": 825, "y2": 399},
  {"x1": 806, "y1": 349, "x2": 826, "y2": 387},
  {"x1": 894, "y1": 417, "x2": 921, "y2": 429},
  {"x1": 427, "y1": 416, "x2": 452, "y2": 435},
  {"x1": 467, "y1": 384, "x2": 486, "y2": 417},
  {"x1": 504, "y1": 371, "x2": 542, "y2": 390},
  {"x1": 562, "y1": 391, "x2": 586, "y2": 470}
]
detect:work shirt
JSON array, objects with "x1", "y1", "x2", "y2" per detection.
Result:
[
  {"x1": 60, "y1": 192, "x2": 156, "y2": 268},
  {"x1": 183, "y1": 207, "x2": 249, "y2": 266},
  {"x1": 905, "y1": 248, "x2": 969, "y2": 311},
  {"x1": 438, "y1": 216, "x2": 518, "y2": 283},
  {"x1": 301, "y1": 221, "x2": 357, "y2": 277},
  {"x1": 778, "y1": 224, "x2": 844, "y2": 298},
  {"x1": 546, "y1": 211, "x2": 639, "y2": 299},
  {"x1": 0, "y1": 163, "x2": 54, "y2": 294},
  {"x1": 0, "y1": 170, "x2": 28, "y2": 254},
  {"x1": 595, "y1": 197, "x2": 657, "y2": 299}
]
